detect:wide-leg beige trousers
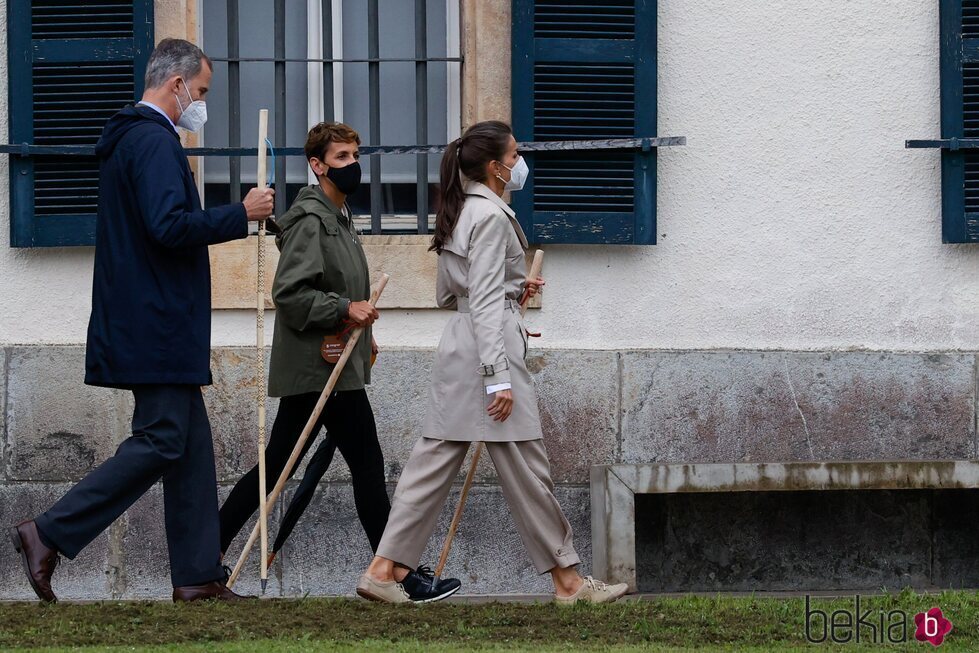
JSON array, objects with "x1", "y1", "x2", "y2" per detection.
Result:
[{"x1": 376, "y1": 436, "x2": 580, "y2": 574}]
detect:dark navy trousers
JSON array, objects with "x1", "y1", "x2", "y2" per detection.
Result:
[{"x1": 35, "y1": 385, "x2": 225, "y2": 587}]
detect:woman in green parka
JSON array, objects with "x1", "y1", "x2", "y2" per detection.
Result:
[{"x1": 217, "y1": 122, "x2": 460, "y2": 602}]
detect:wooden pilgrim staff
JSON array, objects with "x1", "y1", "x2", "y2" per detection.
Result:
[
  {"x1": 255, "y1": 109, "x2": 271, "y2": 593},
  {"x1": 431, "y1": 249, "x2": 545, "y2": 587},
  {"x1": 228, "y1": 274, "x2": 391, "y2": 589}
]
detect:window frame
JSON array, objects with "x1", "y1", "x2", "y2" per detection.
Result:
[{"x1": 198, "y1": 0, "x2": 463, "y2": 235}]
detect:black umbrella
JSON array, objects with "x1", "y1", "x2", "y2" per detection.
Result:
[{"x1": 266, "y1": 434, "x2": 337, "y2": 567}]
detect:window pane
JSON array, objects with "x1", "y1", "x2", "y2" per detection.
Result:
[
  {"x1": 340, "y1": 0, "x2": 448, "y2": 182},
  {"x1": 200, "y1": 0, "x2": 457, "y2": 225},
  {"x1": 202, "y1": 0, "x2": 310, "y2": 184}
]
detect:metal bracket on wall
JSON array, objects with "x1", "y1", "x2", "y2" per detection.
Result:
[
  {"x1": 0, "y1": 136, "x2": 686, "y2": 158},
  {"x1": 905, "y1": 138, "x2": 979, "y2": 149}
]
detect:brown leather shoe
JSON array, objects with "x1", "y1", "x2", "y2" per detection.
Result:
[
  {"x1": 172, "y1": 580, "x2": 256, "y2": 602},
  {"x1": 9, "y1": 520, "x2": 59, "y2": 603}
]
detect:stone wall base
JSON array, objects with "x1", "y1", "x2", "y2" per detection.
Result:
[{"x1": 1, "y1": 346, "x2": 974, "y2": 598}]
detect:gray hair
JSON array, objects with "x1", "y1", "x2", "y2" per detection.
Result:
[{"x1": 144, "y1": 38, "x2": 212, "y2": 89}]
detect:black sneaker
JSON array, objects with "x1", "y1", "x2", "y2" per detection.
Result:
[{"x1": 400, "y1": 565, "x2": 462, "y2": 603}]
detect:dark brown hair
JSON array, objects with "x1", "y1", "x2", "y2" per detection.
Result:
[
  {"x1": 304, "y1": 122, "x2": 361, "y2": 162},
  {"x1": 431, "y1": 120, "x2": 513, "y2": 253}
]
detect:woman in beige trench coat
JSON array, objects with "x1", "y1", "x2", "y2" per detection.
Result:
[{"x1": 356, "y1": 121, "x2": 628, "y2": 605}]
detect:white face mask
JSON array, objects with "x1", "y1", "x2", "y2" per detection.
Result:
[
  {"x1": 174, "y1": 78, "x2": 207, "y2": 132},
  {"x1": 498, "y1": 156, "x2": 529, "y2": 192}
]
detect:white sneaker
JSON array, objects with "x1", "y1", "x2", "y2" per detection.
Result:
[
  {"x1": 356, "y1": 573, "x2": 411, "y2": 604},
  {"x1": 554, "y1": 576, "x2": 629, "y2": 605}
]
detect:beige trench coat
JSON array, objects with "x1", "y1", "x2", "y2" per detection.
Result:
[{"x1": 421, "y1": 182, "x2": 543, "y2": 442}]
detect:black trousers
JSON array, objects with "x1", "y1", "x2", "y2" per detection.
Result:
[
  {"x1": 219, "y1": 389, "x2": 390, "y2": 554},
  {"x1": 35, "y1": 385, "x2": 225, "y2": 588}
]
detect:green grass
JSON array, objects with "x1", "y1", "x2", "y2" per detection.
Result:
[
  {"x1": 2, "y1": 588, "x2": 977, "y2": 652},
  {"x1": 1, "y1": 644, "x2": 854, "y2": 653}
]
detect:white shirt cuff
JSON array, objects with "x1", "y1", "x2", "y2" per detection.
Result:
[{"x1": 486, "y1": 382, "x2": 512, "y2": 395}]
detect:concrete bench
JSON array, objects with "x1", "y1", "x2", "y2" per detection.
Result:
[{"x1": 590, "y1": 460, "x2": 979, "y2": 592}]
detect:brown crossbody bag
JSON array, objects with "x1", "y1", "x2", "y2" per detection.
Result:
[{"x1": 321, "y1": 321, "x2": 377, "y2": 366}]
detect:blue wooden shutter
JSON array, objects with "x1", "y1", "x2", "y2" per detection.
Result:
[
  {"x1": 940, "y1": 0, "x2": 979, "y2": 242},
  {"x1": 8, "y1": 0, "x2": 154, "y2": 247},
  {"x1": 512, "y1": 0, "x2": 656, "y2": 244}
]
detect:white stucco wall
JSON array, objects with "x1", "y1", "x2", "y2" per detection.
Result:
[{"x1": 1, "y1": 1, "x2": 974, "y2": 351}]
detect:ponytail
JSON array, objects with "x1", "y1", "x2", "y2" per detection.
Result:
[
  {"x1": 431, "y1": 121, "x2": 513, "y2": 253},
  {"x1": 431, "y1": 138, "x2": 465, "y2": 253}
]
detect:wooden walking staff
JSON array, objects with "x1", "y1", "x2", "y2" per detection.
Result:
[
  {"x1": 255, "y1": 109, "x2": 271, "y2": 593},
  {"x1": 432, "y1": 250, "x2": 545, "y2": 585},
  {"x1": 228, "y1": 273, "x2": 391, "y2": 589}
]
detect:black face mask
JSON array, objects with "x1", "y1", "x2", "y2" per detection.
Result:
[{"x1": 325, "y1": 160, "x2": 361, "y2": 195}]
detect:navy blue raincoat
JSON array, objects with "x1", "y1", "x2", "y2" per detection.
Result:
[{"x1": 85, "y1": 105, "x2": 247, "y2": 388}]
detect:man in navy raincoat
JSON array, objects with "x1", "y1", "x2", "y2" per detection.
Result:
[{"x1": 9, "y1": 38, "x2": 274, "y2": 603}]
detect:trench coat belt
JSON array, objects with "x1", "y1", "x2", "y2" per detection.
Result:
[{"x1": 455, "y1": 297, "x2": 519, "y2": 313}]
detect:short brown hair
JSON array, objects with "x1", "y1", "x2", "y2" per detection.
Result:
[{"x1": 304, "y1": 122, "x2": 361, "y2": 161}]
